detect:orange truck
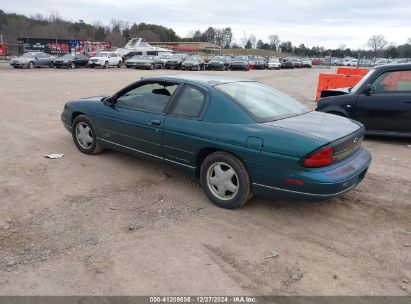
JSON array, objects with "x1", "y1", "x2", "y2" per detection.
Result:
[{"x1": 315, "y1": 67, "x2": 369, "y2": 100}]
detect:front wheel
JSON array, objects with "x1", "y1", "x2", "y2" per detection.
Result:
[
  {"x1": 72, "y1": 115, "x2": 104, "y2": 155},
  {"x1": 200, "y1": 151, "x2": 252, "y2": 209},
  {"x1": 28, "y1": 62, "x2": 35, "y2": 69},
  {"x1": 117, "y1": 61, "x2": 122, "y2": 68},
  {"x1": 104, "y1": 61, "x2": 109, "y2": 69},
  {"x1": 70, "y1": 62, "x2": 76, "y2": 69}
]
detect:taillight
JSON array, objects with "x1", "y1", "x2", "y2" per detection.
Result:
[{"x1": 303, "y1": 146, "x2": 334, "y2": 167}]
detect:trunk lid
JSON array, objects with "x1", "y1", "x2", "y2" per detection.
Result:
[{"x1": 264, "y1": 111, "x2": 365, "y2": 163}]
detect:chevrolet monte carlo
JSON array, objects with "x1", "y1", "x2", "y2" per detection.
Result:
[{"x1": 61, "y1": 75, "x2": 371, "y2": 209}]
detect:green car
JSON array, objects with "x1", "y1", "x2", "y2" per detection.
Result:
[{"x1": 61, "y1": 75, "x2": 371, "y2": 209}]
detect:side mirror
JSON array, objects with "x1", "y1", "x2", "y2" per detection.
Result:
[
  {"x1": 102, "y1": 96, "x2": 115, "y2": 105},
  {"x1": 364, "y1": 84, "x2": 373, "y2": 96}
]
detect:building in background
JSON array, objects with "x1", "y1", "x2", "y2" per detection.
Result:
[
  {"x1": 17, "y1": 38, "x2": 111, "y2": 56},
  {"x1": 150, "y1": 41, "x2": 220, "y2": 55}
]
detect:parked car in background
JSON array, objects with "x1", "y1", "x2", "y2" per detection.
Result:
[
  {"x1": 88, "y1": 51, "x2": 122, "y2": 68},
  {"x1": 317, "y1": 64, "x2": 411, "y2": 137},
  {"x1": 61, "y1": 75, "x2": 371, "y2": 209},
  {"x1": 253, "y1": 56, "x2": 267, "y2": 69},
  {"x1": 207, "y1": 56, "x2": 230, "y2": 71},
  {"x1": 290, "y1": 58, "x2": 302, "y2": 68},
  {"x1": 10, "y1": 52, "x2": 54, "y2": 69},
  {"x1": 53, "y1": 53, "x2": 89, "y2": 69},
  {"x1": 231, "y1": 56, "x2": 249, "y2": 71},
  {"x1": 164, "y1": 54, "x2": 188, "y2": 69},
  {"x1": 311, "y1": 58, "x2": 326, "y2": 66},
  {"x1": 124, "y1": 55, "x2": 163, "y2": 69},
  {"x1": 280, "y1": 59, "x2": 294, "y2": 69},
  {"x1": 302, "y1": 58, "x2": 312, "y2": 68},
  {"x1": 332, "y1": 58, "x2": 344, "y2": 66},
  {"x1": 343, "y1": 59, "x2": 358, "y2": 66},
  {"x1": 182, "y1": 56, "x2": 205, "y2": 71},
  {"x1": 268, "y1": 58, "x2": 281, "y2": 70},
  {"x1": 159, "y1": 53, "x2": 173, "y2": 66},
  {"x1": 359, "y1": 59, "x2": 372, "y2": 67}
]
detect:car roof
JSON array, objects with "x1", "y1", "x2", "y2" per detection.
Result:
[
  {"x1": 375, "y1": 63, "x2": 411, "y2": 71},
  {"x1": 143, "y1": 74, "x2": 254, "y2": 86}
]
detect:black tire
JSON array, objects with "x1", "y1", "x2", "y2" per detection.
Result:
[
  {"x1": 72, "y1": 115, "x2": 104, "y2": 155},
  {"x1": 28, "y1": 61, "x2": 35, "y2": 69},
  {"x1": 200, "y1": 151, "x2": 252, "y2": 209},
  {"x1": 149, "y1": 64, "x2": 154, "y2": 70},
  {"x1": 104, "y1": 61, "x2": 109, "y2": 69},
  {"x1": 117, "y1": 61, "x2": 122, "y2": 68},
  {"x1": 70, "y1": 62, "x2": 76, "y2": 69}
]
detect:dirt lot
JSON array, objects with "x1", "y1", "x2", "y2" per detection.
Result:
[{"x1": 0, "y1": 64, "x2": 410, "y2": 296}]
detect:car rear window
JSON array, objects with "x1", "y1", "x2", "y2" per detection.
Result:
[{"x1": 216, "y1": 81, "x2": 309, "y2": 122}]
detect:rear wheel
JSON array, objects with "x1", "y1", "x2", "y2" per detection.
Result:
[
  {"x1": 28, "y1": 62, "x2": 35, "y2": 69},
  {"x1": 200, "y1": 151, "x2": 252, "y2": 209},
  {"x1": 104, "y1": 61, "x2": 109, "y2": 69},
  {"x1": 117, "y1": 61, "x2": 122, "y2": 68},
  {"x1": 70, "y1": 62, "x2": 76, "y2": 69},
  {"x1": 72, "y1": 115, "x2": 104, "y2": 155}
]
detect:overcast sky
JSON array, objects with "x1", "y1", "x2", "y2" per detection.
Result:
[{"x1": 2, "y1": 0, "x2": 411, "y2": 49}]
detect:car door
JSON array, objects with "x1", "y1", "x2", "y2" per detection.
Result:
[
  {"x1": 39, "y1": 53, "x2": 51, "y2": 67},
  {"x1": 163, "y1": 84, "x2": 208, "y2": 170},
  {"x1": 109, "y1": 53, "x2": 118, "y2": 66},
  {"x1": 96, "y1": 81, "x2": 180, "y2": 158},
  {"x1": 355, "y1": 69, "x2": 411, "y2": 133},
  {"x1": 34, "y1": 53, "x2": 45, "y2": 66}
]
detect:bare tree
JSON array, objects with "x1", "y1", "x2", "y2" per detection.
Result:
[
  {"x1": 249, "y1": 34, "x2": 256, "y2": 48},
  {"x1": 367, "y1": 35, "x2": 387, "y2": 53},
  {"x1": 268, "y1": 34, "x2": 280, "y2": 50}
]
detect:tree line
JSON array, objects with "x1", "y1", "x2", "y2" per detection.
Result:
[{"x1": 1, "y1": 9, "x2": 410, "y2": 58}]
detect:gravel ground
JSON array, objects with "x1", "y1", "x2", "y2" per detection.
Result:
[{"x1": 0, "y1": 64, "x2": 410, "y2": 295}]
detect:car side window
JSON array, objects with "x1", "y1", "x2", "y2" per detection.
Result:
[
  {"x1": 116, "y1": 82, "x2": 178, "y2": 113},
  {"x1": 170, "y1": 85, "x2": 206, "y2": 118},
  {"x1": 371, "y1": 70, "x2": 411, "y2": 92},
  {"x1": 109, "y1": 53, "x2": 117, "y2": 58}
]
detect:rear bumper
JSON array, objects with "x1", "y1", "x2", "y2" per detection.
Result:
[{"x1": 252, "y1": 147, "x2": 372, "y2": 201}]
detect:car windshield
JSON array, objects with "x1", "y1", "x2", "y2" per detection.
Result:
[
  {"x1": 61, "y1": 54, "x2": 74, "y2": 59},
  {"x1": 234, "y1": 57, "x2": 247, "y2": 61},
  {"x1": 216, "y1": 81, "x2": 310, "y2": 122},
  {"x1": 170, "y1": 54, "x2": 185, "y2": 59},
  {"x1": 351, "y1": 68, "x2": 376, "y2": 94},
  {"x1": 96, "y1": 52, "x2": 108, "y2": 57},
  {"x1": 269, "y1": 58, "x2": 279, "y2": 62},
  {"x1": 212, "y1": 56, "x2": 224, "y2": 61},
  {"x1": 22, "y1": 53, "x2": 36, "y2": 58},
  {"x1": 140, "y1": 55, "x2": 154, "y2": 60},
  {"x1": 186, "y1": 56, "x2": 198, "y2": 61}
]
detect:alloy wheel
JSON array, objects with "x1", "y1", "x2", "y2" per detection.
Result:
[{"x1": 206, "y1": 162, "x2": 239, "y2": 200}]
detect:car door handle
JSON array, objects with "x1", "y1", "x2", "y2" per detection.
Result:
[{"x1": 148, "y1": 119, "x2": 161, "y2": 126}]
